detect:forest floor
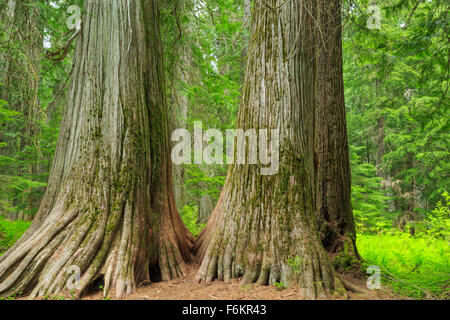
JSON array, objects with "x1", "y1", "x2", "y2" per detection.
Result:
[{"x1": 83, "y1": 266, "x2": 405, "y2": 300}]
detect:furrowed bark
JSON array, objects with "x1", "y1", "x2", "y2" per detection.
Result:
[
  {"x1": 315, "y1": 0, "x2": 359, "y2": 262},
  {"x1": 0, "y1": 0, "x2": 193, "y2": 299},
  {"x1": 194, "y1": 0, "x2": 345, "y2": 299}
]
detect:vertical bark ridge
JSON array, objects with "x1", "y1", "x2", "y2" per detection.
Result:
[
  {"x1": 315, "y1": 0, "x2": 359, "y2": 262},
  {"x1": 0, "y1": 0, "x2": 193, "y2": 299},
  {"x1": 194, "y1": 0, "x2": 345, "y2": 298}
]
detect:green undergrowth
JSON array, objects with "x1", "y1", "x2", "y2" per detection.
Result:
[
  {"x1": 0, "y1": 216, "x2": 31, "y2": 255},
  {"x1": 357, "y1": 233, "x2": 449, "y2": 299},
  {"x1": 179, "y1": 204, "x2": 206, "y2": 237}
]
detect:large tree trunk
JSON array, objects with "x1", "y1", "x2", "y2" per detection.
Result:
[
  {"x1": 0, "y1": 0, "x2": 193, "y2": 299},
  {"x1": 194, "y1": 0, "x2": 344, "y2": 298},
  {"x1": 315, "y1": 0, "x2": 359, "y2": 261}
]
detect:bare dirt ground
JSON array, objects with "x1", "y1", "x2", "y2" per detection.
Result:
[{"x1": 83, "y1": 265, "x2": 404, "y2": 300}]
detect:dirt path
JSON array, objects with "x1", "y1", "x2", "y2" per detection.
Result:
[{"x1": 84, "y1": 266, "x2": 403, "y2": 300}]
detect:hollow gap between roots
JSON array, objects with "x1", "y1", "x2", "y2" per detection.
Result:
[
  {"x1": 149, "y1": 262, "x2": 162, "y2": 283},
  {"x1": 85, "y1": 276, "x2": 105, "y2": 295}
]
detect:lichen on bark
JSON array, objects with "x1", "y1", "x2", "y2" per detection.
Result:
[
  {"x1": 315, "y1": 0, "x2": 360, "y2": 264},
  {"x1": 194, "y1": 0, "x2": 344, "y2": 298},
  {"x1": 0, "y1": 0, "x2": 193, "y2": 299}
]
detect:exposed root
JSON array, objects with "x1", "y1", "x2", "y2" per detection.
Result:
[
  {"x1": 0, "y1": 170, "x2": 193, "y2": 299},
  {"x1": 340, "y1": 277, "x2": 370, "y2": 294},
  {"x1": 0, "y1": 0, "x2": 194, "y2": 301},
  {"x1": 194, "y1": 154, "x2": 345, "y2": 299}
]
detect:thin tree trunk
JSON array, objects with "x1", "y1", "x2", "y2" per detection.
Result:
[
  {"x1": 22, "y1": 0, "x2": 44, "y2": 218},
  {"x1": 194, "y1": 0, "x2": 344, "y2": 298},
  {"x1": 315, "y1": 0, "x2": 359, "y2": 260},
  {"x1": 165, "y1": 0, "x2": 191, "y2": 208},
  {"x1": 0, "y1": 0, "x2": 193, "y2": 299},
  {"x1": 0, "y1": 0, "x2": 42, "y2": 220},
  {"x1": 0, "y1": 0, "x2": 16, "y2": 216},
  {"x1": 0, "y1": 0, "x2": 16, "y2": 101},
  {"x1": 197, "y1": 188, "x2": 215, "y2": 224},
  {"x1": 375, "y1": 116, "x2": 385, "y2": 178},
  {"x1": 0, "y1": 0, "x2": 16, "y2": 158},
  {"x1": 172, "y1": 49, "x2": 190, "y2": 207}
]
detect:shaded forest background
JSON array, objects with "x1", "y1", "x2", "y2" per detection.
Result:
[{"x1": 0, "y1": 0, "x2": 448, "y2": 299}]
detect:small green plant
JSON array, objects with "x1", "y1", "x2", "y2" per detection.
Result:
[
  {"x1": 273, "y1": 282, "x2": 286, "y2": 290},
  {"x1": 5, "y1": 291, "x2": 22, "y2": 300},
  {"x1": 422, "y1": 191, "x2": 449, "y2": 241},
  {"x1": 287, "y1": 257, "x2": 303, "y2": 274},
  {"x1": 332, "y1": 243, "x2": 358, "y2": 271}
]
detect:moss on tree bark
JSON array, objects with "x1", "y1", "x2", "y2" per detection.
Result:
[
  {"x1": 315, "y1": 0, "x2": 359, "y2": 265},
  {"x1": 194, "y1": 0, "x2": 345, "y2": 298},
  {"x1": 0, "y1": 0, "x2": 193, "y2": 299}
]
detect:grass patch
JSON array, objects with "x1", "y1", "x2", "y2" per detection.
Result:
[
  {"x1": 0, "y1": 216, "x2": 31, "y2": 255},
  {"x1": 357, "y1": 233, "x2": 450, "y2": 299}
]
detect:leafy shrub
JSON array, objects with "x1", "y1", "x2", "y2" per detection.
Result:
[{"x1": 418, "y1": 191, "x2": 450, "y2": 240}]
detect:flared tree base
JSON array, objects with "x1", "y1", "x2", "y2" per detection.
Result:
[
  {"x1": 0, "y1": 182, "x2": 193, "y2": 299},
  {"x1": 194, "y1": 153, "x2": 346, "y2": 299}
]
